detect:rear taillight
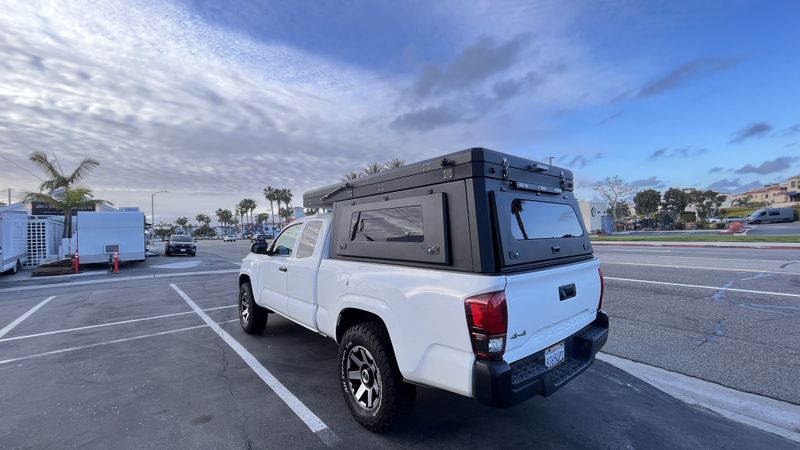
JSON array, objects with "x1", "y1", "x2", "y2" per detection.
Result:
[
  {"x1": 465, "y1": 291, "x2": 508, "y2": 360},
  {"x1": 598, "y1": 267, "x2": 605, "y2": 310}
]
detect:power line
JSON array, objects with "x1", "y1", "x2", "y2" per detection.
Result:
[{"x1": 0, "y1": 153, "x2": 45, "y2": 182}]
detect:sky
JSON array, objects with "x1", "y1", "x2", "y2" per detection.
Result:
[{"x1": 1, "y1": 0, "x2": 799, "y2": 223}]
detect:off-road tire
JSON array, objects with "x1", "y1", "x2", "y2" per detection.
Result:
[
  {"x1": 338, "y1": 322, "x2": 416, "y2": 432},
  {"x1": 239, "y1": 282, "x2": 268, "y2": 334}
]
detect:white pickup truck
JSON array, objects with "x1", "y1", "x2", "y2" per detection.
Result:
[{"x1": 237, "y1": 149, "x2": 608, "y2": 431}]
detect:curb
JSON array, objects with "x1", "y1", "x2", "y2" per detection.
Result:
[
  {"x1": 591, "y1": 241, "x2": 800, "y2": 250},
  {"x1": 597, "y1": 353, "x2": 800, "y2": 444}
]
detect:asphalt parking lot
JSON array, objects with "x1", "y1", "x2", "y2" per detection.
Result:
[{"x1": 1, "y1": 241, "x2": 798, "y2": 448}]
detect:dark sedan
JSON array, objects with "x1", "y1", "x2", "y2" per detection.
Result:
[{"x1": 165, "y1": 235, "x2": 196, "y2": 256}]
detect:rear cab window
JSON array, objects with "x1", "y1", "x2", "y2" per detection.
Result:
[
  {"x1": 296, "y1": 221, "x2": 323, "y2": 258},
  {"x1": 493, "y1": 193, "x2": 591, "y2": 269}
]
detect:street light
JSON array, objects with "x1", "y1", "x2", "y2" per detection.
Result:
[{"x1": 151, "y1": 190, "x2": 167, "y2": 241}]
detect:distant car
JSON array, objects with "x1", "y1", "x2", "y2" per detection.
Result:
[
  {"x1": 251, "y1": 234, "x2": 268, "y2": 243},
  {"x1": 165, "y1": 235, "x2": 196, "y2": 256},
  {"x1": 223, "y1": 235, "x2": 236, "y2": 242},
  {"x1": 747, "y1": 207, "x2": 795, "y2": 224},
  {"x1": 724, "y1": 217, "x2": 745, "y2": 224},
  {"x1": 707, "y1": 217, "x2": 723, "y2": 224},
  {"x1": 264, "y1": 233, "x2": 274, "y2": 240}
]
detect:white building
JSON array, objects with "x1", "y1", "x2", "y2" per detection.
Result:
[{"x1": 578, "y1": 201, "x2": 609, "y2": 233}]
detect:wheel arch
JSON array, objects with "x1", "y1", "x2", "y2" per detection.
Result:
[{"x1": 336, "y1": 308, "x2": 390, "y2": 345}]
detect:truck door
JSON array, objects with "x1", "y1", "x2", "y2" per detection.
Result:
[
  {"x1": 256, "y1": 223, "x2": 302, "y2": 315},
  {"x1": 286, "y1": 220, "x2": 326, "y2": 329}
]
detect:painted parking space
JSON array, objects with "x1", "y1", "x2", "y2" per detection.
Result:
[{"x1": 0, "y1": 272, "x2": 797, "y2": 448}]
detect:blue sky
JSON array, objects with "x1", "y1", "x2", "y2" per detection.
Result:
[{"x1": 1, "y1": 0, "x2": 798, "y2": 221}]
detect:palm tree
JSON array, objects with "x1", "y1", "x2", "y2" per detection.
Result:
[
  {"x1": 242, "y1": 198, "x2": 257, "y2": 228},
  {"x1": 363, "y1": 162, "x2": 384, "y2": 175},
  {"x1": 263, "y1": 186, "x2": 277, "y2": 232},
  {"x1": 384, "y1": 158, "x2": 405, "y2": 169},
  {"x1": 281, "y1": 189, "x2": 293, "y2": 209},
  {"x1": 24, "y1": 151, "x2": 109, "y2": 243},
  {"x1": 175, "y1": 217, "x2": 189, "y2": 233},
  {"x1": 343, "y1": 171, "x2": 361, "y2": 181}
]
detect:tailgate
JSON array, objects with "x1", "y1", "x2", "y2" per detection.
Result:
[{"x1": 503, "y1": 259, "x2": 601, "y2": 363}]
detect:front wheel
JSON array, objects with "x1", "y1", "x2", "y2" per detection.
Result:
[
  {"x1": 239, "y1": 282, "x2": 267, "y2": 334},
  {"x1": 338, "y1": 322, "x2": 416, "y2": 432}
]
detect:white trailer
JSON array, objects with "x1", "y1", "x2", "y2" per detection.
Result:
[
  {"x1": 76, "y1": 211, "x2": 146, "y2": 264},
  {"x1": 0, "y1": 210, "x2": 28, "y2": 274}
]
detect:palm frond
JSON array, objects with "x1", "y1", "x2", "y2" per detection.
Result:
[{"x1": 66, "y1": 157, "x2": 100, "y2": 185}]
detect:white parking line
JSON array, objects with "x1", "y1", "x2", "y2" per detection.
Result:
[
  {"x1": 0, "y1": 305, "x2": 235, "y2": 343},
  {"x1": 0, "y1": 320, "x2": 239, "y2": 366},
  {"x1": 0, "y1": 296, "x2": 56, "y2": 339},
  {"x1": 170, "y1": 284, "x2": 340, "y2": 447},
  {"x1": 603, "y1": 262, "x2": 799, "y2": 275},
  {"x1": 0, "y1": 269, "x2": 239, "y2": 293},
  {"x1": 605, "y1": 277, "x2": 800, "y2": 298}
]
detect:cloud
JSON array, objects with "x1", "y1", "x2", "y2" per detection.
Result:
[
  {"x1": 630, "y1": 176, "x2": 665, "y2": 189},
  {"x1": 413, "y1": 35, "x2": 528, "y2": 97},
  {"x1": 729, "y1": 121, "x2": 773, "y2": 144},
  {"x1": 708, "y1": 167, "x2": 724, "y2": 174},
  {"x1": 637, "y1": 57, "x2": 741, "y2": 98},
  {"x1": 565, "y1": 152, "x2": 604, "y2": 169},
  {"x1": 734, "y1": 156, "x2": 798, "y2": 174},
  {"x1": 648, "y1": 146, "x2": 707, "y2": 160},
  {"x1": 705, "y1": 178, "x2": 762, "y2": 193},
  {"x1": 390, "y1": 104, "x2": 470, "y2": 132},
  {"x1": 780, "y1": 123, "x2": 800, "y2": 136},
  {"x1": 598, "y1": 111, "x2": 623, "y2": 125}
]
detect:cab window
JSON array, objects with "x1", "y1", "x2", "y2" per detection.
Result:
[
  {"x1": 296, "y1": 221, "x2": 323, "y2": 258},
  {"x1": 270, "y1": 224, "x2": 302, "y2": 256}
]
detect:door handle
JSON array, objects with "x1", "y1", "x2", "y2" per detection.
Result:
[{"x1": 278, "y1": 266, "x2": 288, "y2": 272}]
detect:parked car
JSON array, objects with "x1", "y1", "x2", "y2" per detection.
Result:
[
  {"x1": 223, "y1": 235, "x2": 237, "y2": 242},
  {"x1": 264, "y1": 233, "x2": 274, "y2": 240},
  {"x1": 165, "y1": 235, "x2": 196, "y2": 256},
  {"x1": 251, "y1": 234, "x2": 268, "y2": 243},
  {"x1": 707, "y1": 217, "x2": 723, "y2": 224},
  {"x1": 746, "y1": 207, "x2": 795, "y2": 224},
  {"x1": 238, "y1": 148, "x2": 607, "y2": 432}
]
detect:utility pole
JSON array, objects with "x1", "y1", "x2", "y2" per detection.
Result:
[
  {"x1": 151, "y1": 190, "x2": 167, "y2": 242},
  {"x1": 547, "y1": 156, "x2": 554, "y2": 166},
  {"x1": 7, "y1": 188, "x2": 10, "y2": 205}
]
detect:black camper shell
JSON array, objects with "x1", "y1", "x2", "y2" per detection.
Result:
[{"x1": 303, "y1": 148, "x2": 593, "y2": 274}]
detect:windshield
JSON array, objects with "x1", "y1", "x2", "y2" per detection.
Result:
[
  {"x1": 170, "y1": 235, "x2": 192, "y2": 242},
  {"x1": 511, "y1": 199, "x2": 584, "y2": 240}
]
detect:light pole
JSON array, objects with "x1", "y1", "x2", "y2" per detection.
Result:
[{"x1": 151, "y1": 190, "x2": 167, "y2": 243}]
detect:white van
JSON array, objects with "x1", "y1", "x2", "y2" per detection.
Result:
[{"x1": 747, "y1": 207, "x2": 795, "y2": 224}]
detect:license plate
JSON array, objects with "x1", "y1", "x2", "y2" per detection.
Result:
[
  {"x1": 545, "y1": 342, "x2": 565, "y2": 368},
  {"x1": 179, "y1": 249, "x2": 186, "y2": 252}
]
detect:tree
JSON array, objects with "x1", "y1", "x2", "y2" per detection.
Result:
[
  {"x1": 24, "y1": 151, "x2": 109, "y2": 243},
  {"x1": 691, "y1": 190, "x2": 727, "y2": 221},
  {"x1": 175, "y1": 217, "x2": 189, "y2": 232},
  {"x1": 384, "y1": 158, "x2": 405, "y2": 169},
  {"x1": 343, "y1": 171, "x2": 361, "y2": 181},
  {"x1": 634, "y1": 189, "x2": 661, "y2": 217},
  {"x1": 279, "y1": 207, "x2": 292, "y2": 223},
  {"x1": 662, "y1": 188, "x2": 690, "y2": 223},
  {"x1": 614, "y1": 202, "x2": 631, "y2": 219},
  {"x1": 263, "y1": 186, "x2": 277, "y2": 232},
  {"x1": 195, "y1": 213, "x2": 211, "y2": 227},
  {"x1": 256, "y1": 213, "x2": 269, "y2": 229},
  {"x1": 363, "y1": 162, "x2": 384, "y2": 175},
  {"x1": 592, "y1": 176, "x2": 637, "y2": 222}
]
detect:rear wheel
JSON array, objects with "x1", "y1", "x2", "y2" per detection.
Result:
[
  {"x1": 12, "y1": 261, "x2": 20, "y2": 274},
  {"x1": 338, "y1": 322, "x2": 415, "y2": 432},
  {"x1": 239, "y1": 282, "x2": 267, "y2": 334}
]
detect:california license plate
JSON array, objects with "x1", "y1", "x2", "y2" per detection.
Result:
[{"x1": 545, "y1": 342, "x2": 565, "y2": 368}]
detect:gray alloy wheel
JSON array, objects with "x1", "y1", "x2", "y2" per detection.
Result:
[
  {"x1": 346, "y1": 345, "x2": 382, "y2": 410},
  {"x1": 239, "y1": 290, "x2": 250, "y2": 325}
]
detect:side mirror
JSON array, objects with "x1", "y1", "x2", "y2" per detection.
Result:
[{"x1": 251, "y1": 242, "x2": 269, "y2": 255}]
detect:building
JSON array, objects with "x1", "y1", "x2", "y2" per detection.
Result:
[
  {"x1": 578, "y1": 201, "x2": 611, "y2": 233},
  {"x1": 786, "y1": 175, "x2": 800, "y2": 203},
  {"x1": 733, "y1": 183, "x2": 790, "y2": 205}
]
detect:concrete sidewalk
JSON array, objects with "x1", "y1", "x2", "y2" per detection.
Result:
[{"x1": 592, "y1": 240, "x2": 800, "y2": 249}]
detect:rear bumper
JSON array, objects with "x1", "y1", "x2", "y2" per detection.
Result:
[{"x1": 472, "y1": 310, "x2": 608, "y2": 407}]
